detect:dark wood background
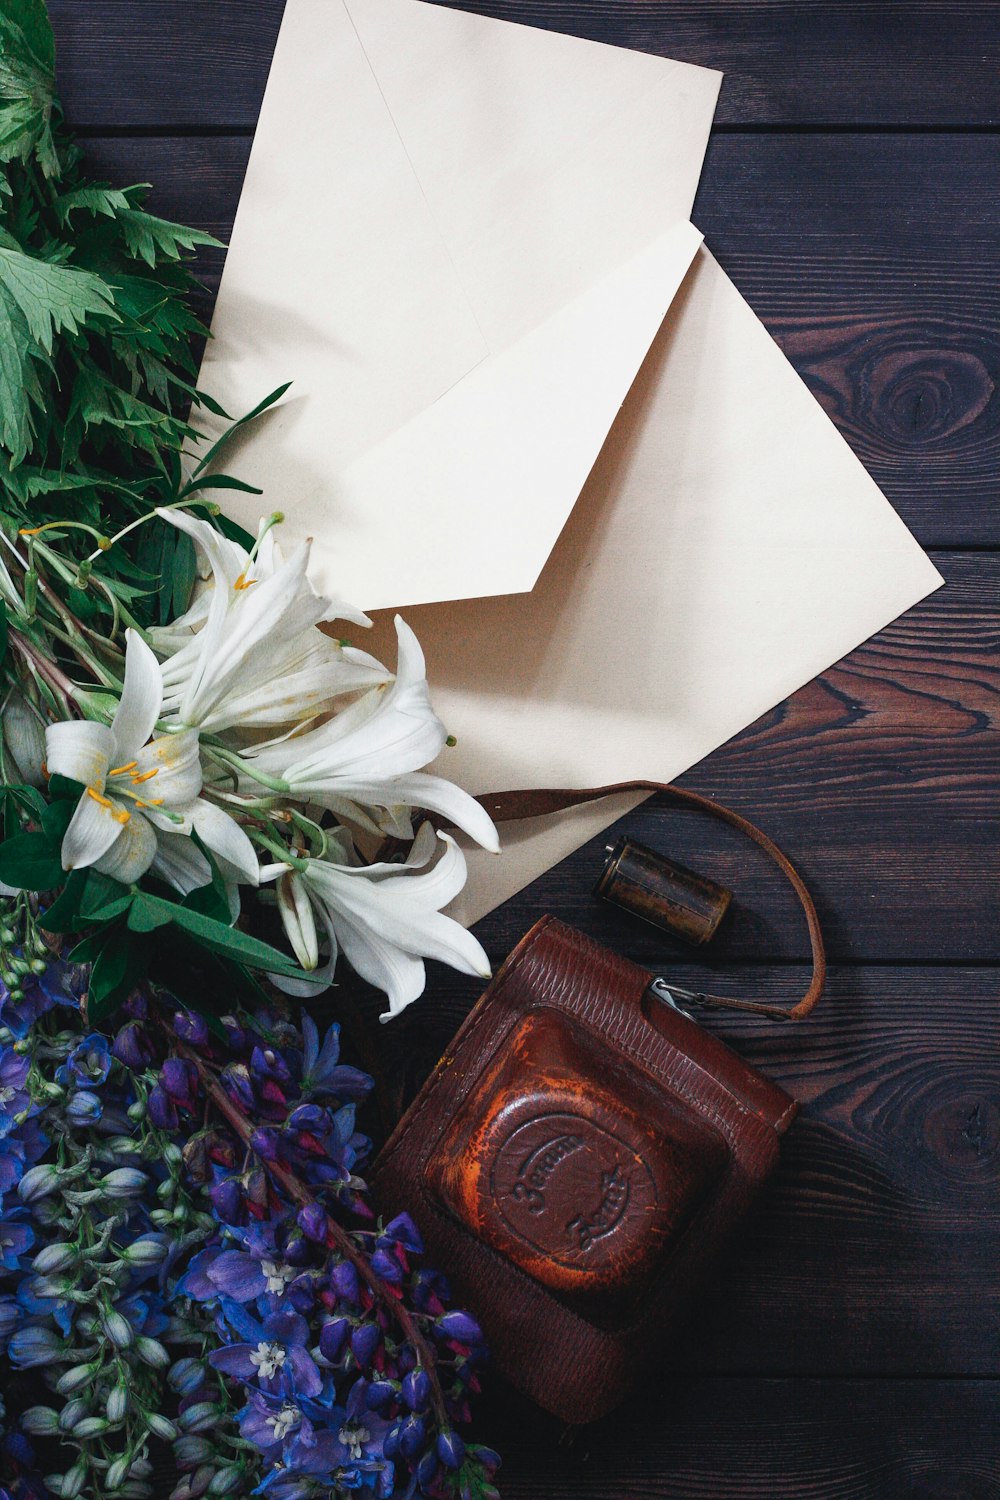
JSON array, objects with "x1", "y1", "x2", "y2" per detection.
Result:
[{"x1": 49, "y1": 2, "x2": 1000, "y2": 1494}]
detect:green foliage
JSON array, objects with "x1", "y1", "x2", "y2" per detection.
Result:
[{"x1": 0, "y1": 0, "x2": 227, "y2": 529}]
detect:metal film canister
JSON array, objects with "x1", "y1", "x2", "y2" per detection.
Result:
[{"x1": 595, "y1": 836, "x2": 732, "y2": 946}]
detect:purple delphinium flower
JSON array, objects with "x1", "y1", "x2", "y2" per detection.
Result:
[
  {"x1": 210, "y1": 1303, "x2": 323, "y2": 1401},
  {"x1": 58, "y1": 1033, "x2": 111, "y2": 1090},
  {"x1": 0, "y1": 1215, "x2": 33, "y2": 1272},
  {"x1": 0, "y1": 960, "x2": 85, "y2": 1040},
  {"x1": 300, "y1": 1016, "x2": 372, "y2": 1102},
  {"x1": 0, "y1": 1051, "x2": 31, "y2": 1136}
]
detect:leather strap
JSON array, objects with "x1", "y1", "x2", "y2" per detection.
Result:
[{"x1": 474, "y1": 782, "x2": 825, "y2": 1022}]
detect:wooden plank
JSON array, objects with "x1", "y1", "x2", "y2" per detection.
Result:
[
  {"x1": 48, "y1": 1, "x2": 1000, "y2": 130},
  {"x1": 357, "y1": 966, "x2": 1000, "y2": 1375},
  {"x1": 481, "y1": 1377, "x2": 1000, "y2": 1497},
  {"x1": 468, "y1": 548, "x2": 998, "y2": 968},
  {"x1": 74, "y1": 132, "x2": 1000, "y2": 546}
]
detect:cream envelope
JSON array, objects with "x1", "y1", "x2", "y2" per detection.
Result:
[
  {"x1": 198, "y1": 0, "x2": 723, "y2": 608},
  {"x1": 198, "y1": 0, "x2": 943, "y2": 924}
]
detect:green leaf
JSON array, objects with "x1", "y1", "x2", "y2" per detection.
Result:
[
  {"x1": 37, "y1": 868, "x2": 88, "y2": 933},
  {"x1": 79, "y1": 871, "x2": 133, "y2": 925},
  {"x1": 189, "y1": 383, "x2": 292, "y2": 479},
  {"x1": 124, "y1": 889, "x2": 307, "y2": 978},
  {"x1": 0, "y1": 245, "x2": 119, "y2": 354},
  {"x1": 47, "y1": 773, "x2": 85, "y2": 803},
  {"x1": 40, "y1": 789, "x2": 79, "y2": 847},
  {"x1": 116, "y1": 208, "x2": 224, "y2": 269},
  {"x1": 126, "y1": 892, "x2": 175, "y2": 934},
  {"x1": 87, "y1": 924, "x2": 147, "y2": 1025},
  {"x1": 0, "y1": 830, "x2": 62, "y2": 890},
  {"x1": 53, "y1": 184, "x2": 131, "y2": 227},
  {"x1": 0, "y1": 599, "x2": 8, "y2": 668},
  {"x1": 177, "y1": 472, "x2": 264, "y2": 501},
  {"x1": 0, "y1": 4, "x2": 58, "y2": 178}
]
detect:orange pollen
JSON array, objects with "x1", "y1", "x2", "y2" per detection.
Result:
[
  {"x1": 232, "y1": 573, "x2": 258, "y2": 591},
  {"x1": 130, "y1": 767, "x2": 159, "y2": 784},
  {"x1": 109, "y1": 760, "x2": 138, "y2": 776},
  {"x1": 85, "y1": 786, "x2": 113, "y2": 809}
]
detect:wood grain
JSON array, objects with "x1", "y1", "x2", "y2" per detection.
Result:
[
  {"x1": 73, "y1": 133, "x2": 1000, "y2": 546},
  {"x1": 482, "y1": 1377, "x2": 1000, "y2": 1498},
  {"x1": 48, "y1": 0, "x2": 1000, "y2": 129},
  {"x1": 406, "y1": 549, "x2": 995, "y2": 969},
  {"x1": 353, "y1": 966, "x2": 1000, "y2": 1375}
]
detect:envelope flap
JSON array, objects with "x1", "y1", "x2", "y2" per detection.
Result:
[
  {"x1": 343, "y1": 0, "x2": 722, "y2": 349},
  {"x1": 310, "y1": 221, "x2": 703, "y2": 610}
]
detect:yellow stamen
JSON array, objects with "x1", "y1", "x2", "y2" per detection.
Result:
[
  {"x1": 17, "y1": 527, "x2": 44, "y2": 536},
  {"x1": 233, "y1": 572, "x2": 258, "y2": 591},
  {"x1": 109, "y1": 760, "x2": 138, "y2": 776},
  {"x1": 85, "y1": 786, "x2": 113, "y2": 809},
  {"x1": 130, "y1": 767, "x2": 159, "y2": 784},
  {"x1": 134, "y1": 797, "x2": 165, "y2": 809},
  {"x1": 113, "y1": 807, "x2": 131, "y2": 825}
]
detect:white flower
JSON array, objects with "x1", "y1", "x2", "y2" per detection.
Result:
[
  {"x1": 44, "y1": 629, "x2": 257, "y2": 890},
  {"x1": 242, "y1": 616, "x2": 499, "y2": 853},
  {"x1": 151, "y1": 509, "x2": 387, "y2": 733},
  {"x1": 262, "y1": 824, "x2": 491, "y2": 1020}
]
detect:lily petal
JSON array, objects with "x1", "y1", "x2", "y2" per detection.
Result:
[
  {"x1": 187, "y1": 799, "x2": 259, "y2": 887},
  {"x1": 111, "y1": 630, "x2": 162, "y2": 762},
  {"x1": 149, "y1": 829, "x2": 212, "y2": 896},
  {"x1": 350, "y1": 773, "x2": 500, "y2": 854},
  {"x1": 45, "y1": 721, "x2": 113, "y2": 791},
  {"x1": 60, "y1": 790, "x2": 123, "y2": 873},
  {"x1": 94, "y1": 808, "x2": 157, "y2": 885},
  {"x1": 125, "y1": 730, "x2": 203, "y2": 809}
]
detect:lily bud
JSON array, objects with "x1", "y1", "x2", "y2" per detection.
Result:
[{"x1": 277, "y1": 871, "x2": 319, "y2": 971}]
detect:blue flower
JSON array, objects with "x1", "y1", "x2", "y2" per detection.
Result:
[
  {"x1": 1, "y1": 961, "x2": 83, "y2": 1040},
  {"x1": 0, "y1": 1051, "x2": 30, "y2": 1137},
  {"x1": 65, "y1": 1090, "x2": 102, "y2": 1126},
  {"x1": 0, "y1": 1214, "x2": 33, "y2": 1272},
  {"x1": 237, "y1": 1388, "x2": 314, "y2": 1459},
  {"x1": 57, "y1": 1033, "x2": 112, "y2": 1090},
  {"x1": 8, "y1": 1324, "x2": 63, "y2": 1369},
  {"x1": 210, "y1": 1303, "x2": 323, "y2": 1400},
  {"x1": 300, "y1": 1017, "x2": 372, "y2": 1102}
]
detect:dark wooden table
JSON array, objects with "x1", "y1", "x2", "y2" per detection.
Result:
[{"x1": 51, "y1": 3, "x2": 1000, "y2": 1494}]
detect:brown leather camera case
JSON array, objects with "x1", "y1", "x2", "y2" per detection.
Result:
[{"x1": 372, "y1": 916, "x2": 797, "y2": 1423}]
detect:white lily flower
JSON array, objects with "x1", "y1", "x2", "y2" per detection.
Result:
[
  {"x1": 261, "y1": 824, "x2": 491, "y2": 1019},
  {"x1": 44, "y1": 629, "x2": 257, "y2": 890},
  {"x1": 242, "y1": 616, "x2": 500, "y2": 854},
  {"x1": 151, "y1": 509, "x2": 387, "y2": 733}
]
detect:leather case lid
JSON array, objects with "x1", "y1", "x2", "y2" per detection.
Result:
[{"x1": 373, "y1": 917, "x2": 797, "y2": 1423}]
